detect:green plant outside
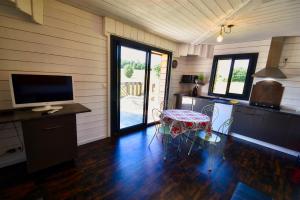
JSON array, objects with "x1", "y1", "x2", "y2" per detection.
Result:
[
  {"x1": 122, "y1": 60, "x2": 161, "y2": 78},
  {"x1": 121, "y1": 60, "x2": 145, "y2": 70},
  {"x1": 215, "y1": 67, "x2": 247, "y2": 83},
  {"x1": 153, "y1": 64, "x2": 161, "y2": 78},
  {"x1": 124, "y1": 64, "x2": 134, "y2": 78},
  {"x1": 232, "y1": 67, "x2": 247, "y2": 82}
]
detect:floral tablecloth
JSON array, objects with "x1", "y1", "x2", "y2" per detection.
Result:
[{"x1": 161, "y1": 109, "x2": 211, "y2": 138}]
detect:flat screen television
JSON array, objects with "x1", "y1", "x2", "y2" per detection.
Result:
[{"x1": 9, "y1": 73, "x2": 74, "y2": 111}]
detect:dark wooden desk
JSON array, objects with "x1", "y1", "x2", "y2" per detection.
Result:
[{"x1": 0, "y1": 103, "x2": 91, "y2": 172}]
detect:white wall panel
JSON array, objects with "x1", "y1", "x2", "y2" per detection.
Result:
[{"x1": 0, "y1": 0, "x2": 107, "y2": 166}]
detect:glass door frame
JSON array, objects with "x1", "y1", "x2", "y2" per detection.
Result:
[{"x1": 110, "y1": 36, "x2": 172, "y2": 135}]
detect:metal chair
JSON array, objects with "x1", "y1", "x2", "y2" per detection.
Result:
[
  {"x1": 160, "y1": 99, "x2": 175, "y2": 111},
  {"x1": 198, "y1": 117, "x2": 233, "y2": 144},
  {"x1": 161, "y1": 120, "x2": 185, "y2": 160},
  {"x1": 186, "y1": 104, "x2": 219, "y2": 152},
  {"x1": 148, "y1": 108, "x2": 170, "y2": 148},
  {"x1": 201, "y1": 104, "x2": 219, "y2": 125},
  {"x1": 159, "y1": 101, "x2": 164, "y2": 111},
  {"x1": 148, "y1": 108, "x2": 185, "y2": 160},
  {"x1": 197, "y1": 118, "x2": 234, "y2": 171}
]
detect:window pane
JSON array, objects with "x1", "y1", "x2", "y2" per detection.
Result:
[
  {"x1": 212, "y1": 59, "x2": 232, "y2": 94},
  {"x1": 229, "y1": 59, "x2": 250, "y2": 94}
]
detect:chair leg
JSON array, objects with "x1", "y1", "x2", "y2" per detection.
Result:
[
  {"x1": 177, "y1": 135, "x2": 182, "y2": 152},
  {"x1": 198, "y1": 139, "x2": 204, "y2": 150},
  {"x1": 208, "y1": 143, "x2": 213, "y2": 172},
  {"x1": 208, "y1": 143, "x2": 217, "y2": 172},
  {"x1": 163, "y1": 134, "x2": 168, "y2": 160},
  {"x1": 148, "y1": 130, "x2": 158, "y2": 148},
  {"x1": 188, "y1": 132, "x2": 197, "y2": 156},
  {"x1": 185, "y1": 130, "x2": 191, "y2": 143}
]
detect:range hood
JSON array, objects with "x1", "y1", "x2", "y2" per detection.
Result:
[{"x1": 253, "y1": 37, "x2": 287, "y2": 79}]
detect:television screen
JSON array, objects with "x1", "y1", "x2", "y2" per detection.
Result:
[{"x1": 11, "y1": 74, "x2": 74, "y2": 105}]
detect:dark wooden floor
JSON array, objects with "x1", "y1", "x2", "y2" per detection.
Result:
[{"x1": 0, "y1": 126, "x2": 300, "y2": 200}]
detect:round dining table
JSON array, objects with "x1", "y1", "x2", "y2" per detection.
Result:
[{"x1": 161, "y1": 109, "x2": 211, "y2": 138}]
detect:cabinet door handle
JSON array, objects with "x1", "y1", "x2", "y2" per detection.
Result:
[{"x1": 43, "y1": 125, "x2": 62, "y2": 130}]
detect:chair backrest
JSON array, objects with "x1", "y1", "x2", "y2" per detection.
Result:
[
  {"x1": 201, "y1": 104, "x2": 214, "y2": 116},
  {"x1": 201, "y1": 104, "x2": 219, "y2": 124},
  {"x1": 160, "y1": 101, "x2": 165, "y2": 111},
  {"x1": 160, "y1": 99, "x2": 175, "y2": 111},
  {"x1": 152, "y1": 108, "x2": 162, "y2": 121},
  {"x1": 152, "y1": 108, "x2": 163, "y2": 127},
  {"x1": 217, "y1": 118, "x2": 234, "y2": 135}
]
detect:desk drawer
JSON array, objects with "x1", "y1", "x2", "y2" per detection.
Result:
[{"x1": 22, "y1": 115, "x2": 77, "y2": 173}]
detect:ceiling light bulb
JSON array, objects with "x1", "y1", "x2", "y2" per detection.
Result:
[{"x1": 216, "y1": 34, "x2": 223, "y2": 42}]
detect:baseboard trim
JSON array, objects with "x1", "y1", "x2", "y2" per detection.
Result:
[
  {"x1": 77, "y1": 135, "x2": 107, "y2": 146},
  {"x1": 0, "y1": 151, "x2": 26, "y2": 169},
  {"x1": 231, "y1": 133, "x2": 300, "y2": 157}
]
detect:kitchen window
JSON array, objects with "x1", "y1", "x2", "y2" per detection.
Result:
[{"x1": 208, "y1": 53, "x2": 258, "y2": 100}]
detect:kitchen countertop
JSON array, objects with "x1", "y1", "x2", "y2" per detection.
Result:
[{"x1": 177, "y1": 94, "x2": 300, "y2": 117}]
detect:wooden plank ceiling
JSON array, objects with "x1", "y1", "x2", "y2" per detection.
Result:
[{"x1": 59, "y1": 0, "x2": 300, "y2": 44}]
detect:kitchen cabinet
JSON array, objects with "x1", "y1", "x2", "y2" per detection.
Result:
[
  {"x1": 193, "y1": 98, "x2": 213, "y2": 113},
  {"x1": 177, "y1": 96, "x2": 300, "y2": 153},
  {"x1": 231, "y1": 106, "x2": 264, "y2": 140},
  {"x1": 287, "y1": 118, "x2": 300, "y2": 152},
  {"x1": 259, "y1": 111, "x2": 290, "y2": 148},
  {"x1": 180, "y1": 96, "x2": 194, "y2": 110},
  {"x1": 232, "y1": 106, "x2": 291, "y2": 148},
  {"x1": 175, "y1": 95, "x2": 213, "y2": 113},
  {"x1": 22, "y1": 115, "x2": 77, "y2": 173},
  {"x1": 232, "y1": 105, "x2": 298, "y2": 150}
]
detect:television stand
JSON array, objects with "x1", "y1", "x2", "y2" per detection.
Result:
[
  {"x1": 32, "y1": 105, "x2": 63, "y2": 112},
  {"x1": 0, "y1": 103, "x2": 91, "y2": 172}
]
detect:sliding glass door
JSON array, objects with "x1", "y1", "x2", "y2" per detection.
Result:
[
  {"x1": 147, "y1": 51, "x2": 169, "y2": 123},
  {"x1": 119, "y1": 46, "x2": 147, "y2": 129},
  {"x1": 111, "y1": 36, "x2": 172, "y2": 134}
]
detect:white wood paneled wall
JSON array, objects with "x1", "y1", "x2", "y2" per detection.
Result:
[
  {"x1": 103, "y1": 17, "x2": 178, "y2": 54},
  {"x1": 214, "y1": 39, "x2": 271, "y2": 75},
  {"x1": 168, "y1": 56, "x2": 213, "y2": 105},
  {"x1": 0, "y1": 0, "x2": 107, "y2": 165},
  {"x1": 171, "y1": 38, "x2": 300, "y2": 110},
  {"x1": 177, "y1": 43, "x2": 214, "y2": 58},
  {"x1": 7, "y1": 0, "x2": 44, "y2": 24},
  {"x1": 170, "y1": 39, "x2": 271, "y2": 102},
  {"x1": 271, "y1": 37, "x2": 300, "y2": 110}
]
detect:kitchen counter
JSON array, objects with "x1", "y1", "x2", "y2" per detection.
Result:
[
  {"x1": 175, "y1": 93, "x2": 300, "y2": 154},
  {"x1": 176, "y1": 94, "x2": 300, "y2": 117},
  {"x1": 235, "y1": 102, "x2": 300, "y2": 117}
]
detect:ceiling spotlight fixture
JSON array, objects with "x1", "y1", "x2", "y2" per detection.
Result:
[{"x1": 216, "y1": 24, "x2": 234, "y2": 43}]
